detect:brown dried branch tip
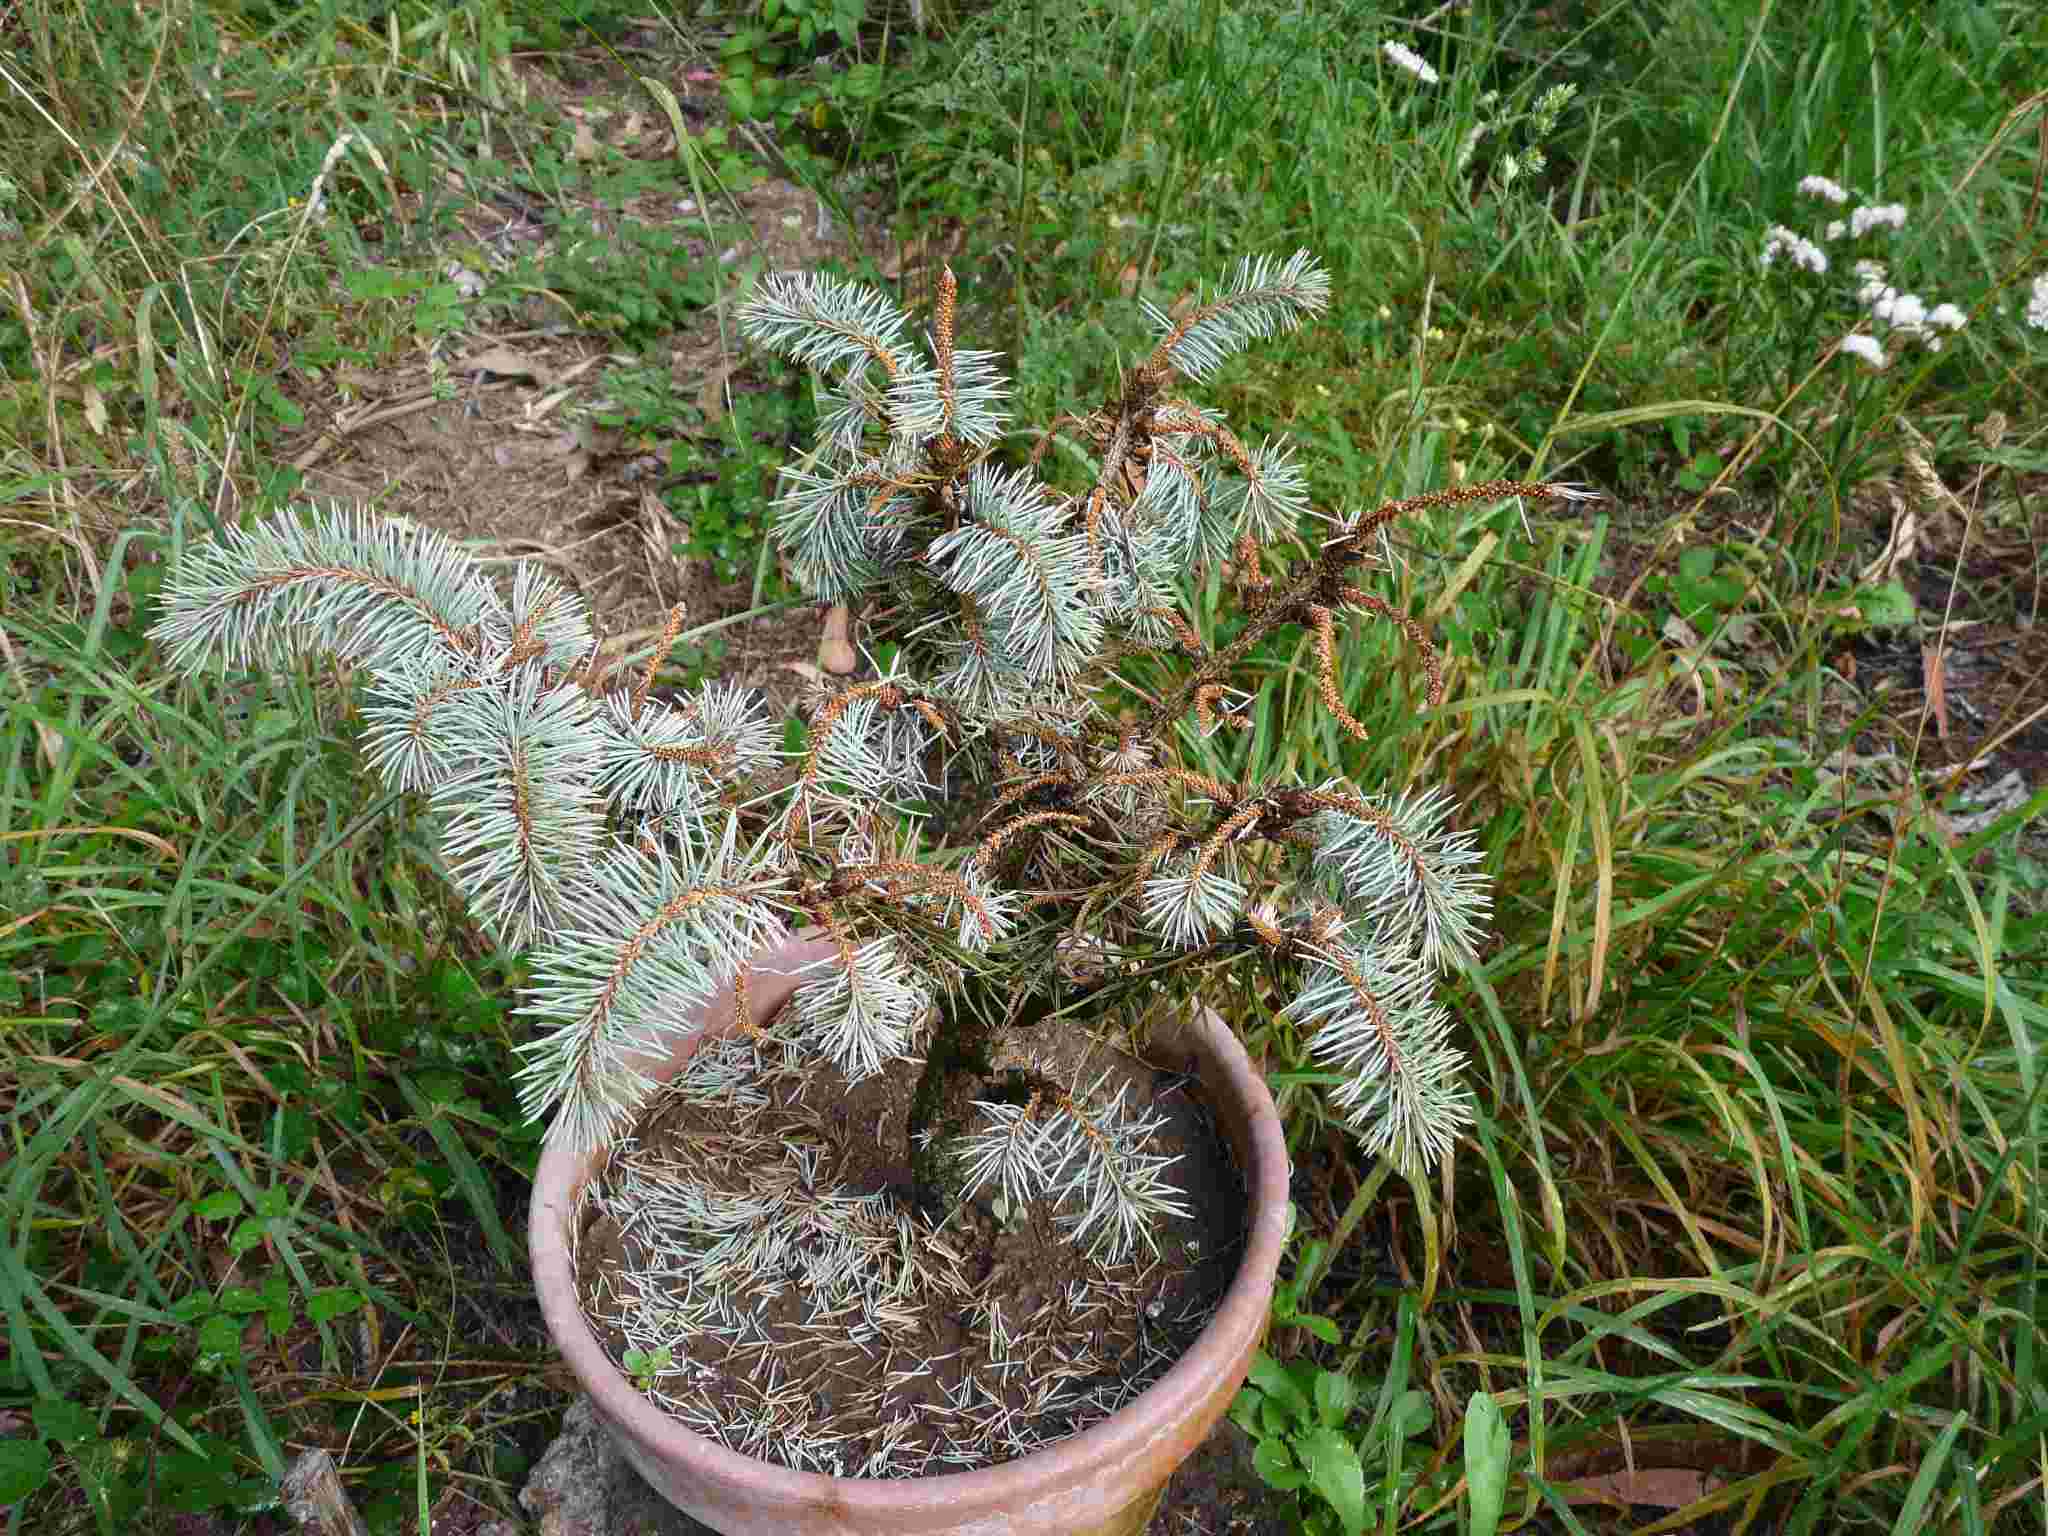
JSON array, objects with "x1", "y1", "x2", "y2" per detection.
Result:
[
  {"x1": 633, "y1": 602, "x2": 689, "y2": 721},
  {"x1": 1336, "y1": 478, "x2": 1594, "y2": 547},
  {"x1": 933, "y1": 264, "x2": 959, "y2": 445},
  {"x1": 1339, "y1": 586, "x2": 1443, "y2": 708},
  {"x1": 972, "y1": 809, "x2": 1092, "y2": 872},
  {"x1": 1137, "y1": 478, "x2": 1596, "y2": 744}
]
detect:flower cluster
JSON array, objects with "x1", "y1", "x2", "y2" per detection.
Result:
[
  {"x1": 2027, "y1": 273, "x2": 2048, "y2": 333},
  {"x1": 1381, "y1": 39, "x2": 1438, "y2": 86},
  {"x1": 1759, "y1": 176, "x2": 1975, "y2": 368},
  {"x1": 1789, "y1": 175, "x2": 1907, "y2": 239},
  {"x1": 1839, "y1": 260, "x2": 1969, "y2": 367},
  {"x1": 1839, "y1": 202, "x2": 1907, "y2": 240},
  {"x1": 1760, "y1": 225, "x2": 1827, "y2": 276}
]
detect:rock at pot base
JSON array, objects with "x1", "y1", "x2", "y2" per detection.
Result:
[
  {"x1": 521, "y1": 1395, "x2": 722, "y2": 1536},
  {"x1": 281, "y1": 1449, "x2": 370, "y2": 1536}
]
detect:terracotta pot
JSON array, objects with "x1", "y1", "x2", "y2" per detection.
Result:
[{"x1": 530, "y1": 936, "x2": 1291, "y2": 1536}]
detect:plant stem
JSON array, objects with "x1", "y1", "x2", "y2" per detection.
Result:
[{"x1": 904, "y1": 965, "x2": 1068, "y2": 1219}]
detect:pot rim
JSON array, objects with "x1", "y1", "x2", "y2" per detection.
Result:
[{"x1": 529, "y1": 934, "x2": 1290, "y2": 1515}]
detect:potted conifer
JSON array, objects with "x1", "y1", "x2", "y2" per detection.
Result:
[{"x1": 153, "y1": 252, "x2": 1585, "y2": 1534}]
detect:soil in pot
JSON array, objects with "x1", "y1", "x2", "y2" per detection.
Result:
[{"x1": 571, "y1": 1012, "x2": 1250, "y2": 1480}]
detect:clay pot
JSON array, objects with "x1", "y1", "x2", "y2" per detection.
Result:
[{"x1": 530, "y1": 935, "x2": 1290, "y2": 1536}]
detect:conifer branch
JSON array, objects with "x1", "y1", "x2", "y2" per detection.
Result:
[
  {"x1": 933, "y1": 265, "x2": 958, "y2": 433},
  {"x1": 784, "y1": 680, "x2": 940, "y2": 844},
  {"x1": 151, "y1": 503, "x2": 510, "y2": 673},
  {"x1": 988, "y1": 771, "x2": 1080, "y2": 817},
  {"x1": 1144, "y1": 607, "x2": 1205, "y2": 654},
  {"x1": 790, "y1": 934, "x2": 933, "y2": 1081},
  {"x1": 739, "y1": 271, "x2": 940, "y2": 439},
  {"x1": 1138, "y1": 479, "x2": 1593, "y2": 742},
  {"x1": 927, "y1": 263, "x2": 1013, "y2": 455},
  {"x1": 1244, "y1": 901, "x2": 1289, "y2": 950},
  {"x1": 1194, "y1": 683, "x2": 1251, "y2": 735},
  {"x1": 501, "y1": 561, "x2": 595, "y2": 672},
  {"x1": 926, "y1": 464, "x2": 1103, "y2": 683},
  {"x1": 956, "y1": 1072, "x2": 1189, "y2": 1262},
  {"x1": 972, "y1": 809, "x2": 1092, "y2": 872},
  {"x1": 432, "y1": 671, "x2": 607, "y2": 949},
  {"x1": 1141, "y1": 856, "x2": 1246, "y2": 948},
  {"x1": 1093, "y1": 767, "x2": 1243, "y2": 807},
  {"x1": 769, "y1": 461, "x2": 914, "y2": 600},
  {"x1": 733, "y1": 957, "x2": 757, "y2": 1039},
  {"x1": 597, "y1": 680, "x2": 778, "y2": 816},
  {"x1": 1142, "y1": 249, "x2": 1332, "y2": 383},
  {"x1": 633, "y1": 603, "x2": 688, "y2": 721},
  {"x1": 1307, "y1": 785, "x2": 1490, "y2": 970},
  {"x1": 1328, "y1": 478, "x2": 1601, "y2": 550},
  {"x1": 360, "y1": 658, "x2": 486, "y2": 792},
  {"x1": 515, "y1": 827, "x2": 790, "y2": 1151},
  {"x1": 1285, "y1": 941, "x2": 1472, "y2": 1171},
  {"x1": 1230, "y1": 534, "x2": 1273, "y2": 607},
  {"x1": 828, "y1": 859, "x2": 1018, "y2": 951}
]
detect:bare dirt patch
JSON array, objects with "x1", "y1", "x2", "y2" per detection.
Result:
[{"x1": 285, "y1": 154, "x2": 892, "y2": 710}]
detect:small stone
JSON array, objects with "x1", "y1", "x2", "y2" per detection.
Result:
[
  {"x1": 521, "y1": 1395, "x2": 723, "y2": 1536},
  {"x1": 280, "y1": 1449, "x2": 369, "y2": 1536}
]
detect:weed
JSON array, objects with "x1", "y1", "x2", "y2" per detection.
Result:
[
  {"x1": 1230, "y1": 1241, "x2": 1454, "y2": 1536},
  {"x1": 721, "y1": 0, "x2": 875, "y2": 130},
  {"x1": 525, "y1": 221, "x2": 720, "y2": 346},
  {"x1": 621, "y1": 1344, "x2": 673, "y2": 1392},
  {"x1": 668, "y1": 380, "x2": 812, "y2": 586},
  {"x1": 495, "y1": 0, "x2": 653, "y2": 51},
  {"x1": 581, "y1": 356, "x2": 811, "y2": 587}
]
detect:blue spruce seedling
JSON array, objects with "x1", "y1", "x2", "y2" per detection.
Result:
[{"x1": 155, "y1": 251, "x2": 1588, "y2": 1471}]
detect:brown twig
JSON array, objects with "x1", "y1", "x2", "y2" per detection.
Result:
[{"x1": 1137, "y1": 480, "x2": 1584, "y2": 740}]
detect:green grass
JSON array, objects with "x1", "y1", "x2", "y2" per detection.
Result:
[{"x1": 4, "y1": 0, "x2": 2047, "y2": 1530}]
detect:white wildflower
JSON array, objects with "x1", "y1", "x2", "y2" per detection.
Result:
[
  {"x1": 1824, "y1": 220, "x2": 1846, "y2": 241},
  {"x1": 1866, "y1": 288, "x2": 1949, "y2": 349},
  {"x1": 2027, "y1": 274, "x2": 2048, "y2": 332},
  {"x1": 1381, "y1": 40, "x2": 1439, "y2": 84},
  {"x1": 1849, "y1": 202, "x2": 1907, "y2": 238},
  {"x1": 1855, "y1": 264, "x2": 1893, "y2": 308},
  {"x1": 1873, "y1": 291, "x2": 1926, "y2": 330},
  {"x1": 1799, "y1": 175, "x2": 1849, "y2": 205},
  {"x1": 1839, "y1": 333, "x2": 1887, "y2": 369},
  {"x1": 1761, "y1": 225, "x2": 1827, "y2": 275}
]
